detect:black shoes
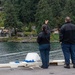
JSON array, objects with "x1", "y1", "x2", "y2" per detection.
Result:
[
  {"x1": 64, "y1": 64, "x2": 75, "y2": 68},
  {"x1": 73, "y1": 64, "x2": 75, "y2": 68},
  {"x1": 64, "y1": 64, "x2": 70, "y2": 69},
  {"x1": 40, "y1": 65, "x2": 48, "y2": 69}
]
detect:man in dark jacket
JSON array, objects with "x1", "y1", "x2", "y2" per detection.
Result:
[{"x1": 59, "y1": 16, "x2": 75, "y2": 68}]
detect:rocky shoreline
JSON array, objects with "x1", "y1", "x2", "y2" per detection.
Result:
[
  {"x1": 0, "y1": 37, "x2": 59, "y2": 43},
  {"x1": 0, "y1": 37, "x2": 37, "y2": 43}
]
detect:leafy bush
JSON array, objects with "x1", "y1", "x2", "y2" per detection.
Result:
[
  {"x1": 23, "y1": 31, "x2": 37, "y2": 37},
  {"x1": 50, "y1": 33, "x2": 59, "y2": 42}
]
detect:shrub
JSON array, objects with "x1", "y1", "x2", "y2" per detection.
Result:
[{"x1": 23, "y1": 31, "x2": 37, "y2": 37}]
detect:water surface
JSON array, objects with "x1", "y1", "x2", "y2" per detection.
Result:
[{"x1": 0, "y1": 42, "x2": 64, "y2": 63}]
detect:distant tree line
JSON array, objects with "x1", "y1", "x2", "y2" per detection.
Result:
[{"x1": 1, "y1": 0, "x2": 75, "y2": 33}]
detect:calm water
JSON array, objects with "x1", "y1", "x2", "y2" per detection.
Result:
[{"x1": 0, "y1": 42, "x2": 64, "y2": 63}]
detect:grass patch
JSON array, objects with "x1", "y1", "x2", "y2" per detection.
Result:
[{"x1": 50, "y1": 33, "x2": 59, "y2": 42}]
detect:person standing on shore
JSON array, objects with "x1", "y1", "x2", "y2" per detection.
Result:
[
  {"x1": 59, "y1": 16, "x2": 75, "y2": 69},
  {"x1": 37, "y1": 25, "x2": 50, "y2": 69}
]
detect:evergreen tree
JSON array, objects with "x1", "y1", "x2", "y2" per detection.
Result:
[
  {"x1": 47, "y1": 0, "x2": 63, "y2": 28},
  {"x1": 62, "y1": 0, "x2": 72, "y2": 17},
  {"x1": 2, "y1": 0, "x2": 75, "y2": 32},
  {"x1": 35, "y1": 0, "x2": 53, "y2": 33},
  {"x1": 59, "y1": 0, "x2": 66, "y2": 10},
  {"x1": 62, "y1": 0, "x2": 75, "y2": 23},
  {"x1": 0, "y1": 12, "x2": 5, "y2": 27},
  {"x1": 50, "y1": 0, "x2": 61, "y2": 17},
  {"x1": 69, "y1": 0, "x2": 75, "y2": 23},
  {"x1": 4, "y1": 0, "x2": 18, "y2": 36},
  {"x1": 19, "y1": 0, "x2": 38, "y2": 24}
]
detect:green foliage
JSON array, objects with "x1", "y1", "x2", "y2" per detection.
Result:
[
  {"x1": 4, "y1": 0, "x2": 17, "y2": 28},
  {"x1": 17, "y1": 21, "x2": 24, "y2": 31},
  {"x1": 22, "y1": 22, "x2": 36, "y2": 32},
  {"x1": 23, "y1": 31, "x2": 37, "y2": 36},
  {"x1": 35, "y1": 0, "x2": 53, "y2": 33},
  {"x1": 28, "y1": 22, "x2": 33, "y2": 32},
  {"x1": 19, "y1": 0, "x2": 38, "y2": 23},
  {"x1": 51, "y1": 0, "x2": 61, "y2": 17},
  {"x1": 22, "y1": 26, "x2": 29, "y2": 32},
  {"x1": 0, "y1": 12, "x2": 5, "y2": 27},
  {"x1": 51, "y1": 33, "x2": 59, "y2": 42},
  {"x1": 1, "y1": 0, "x2": 75, "y2": 34}
]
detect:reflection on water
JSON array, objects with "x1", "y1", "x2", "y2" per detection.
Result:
[{"x1": 0, "y1": 42, "x2": 64, "y2": 63}]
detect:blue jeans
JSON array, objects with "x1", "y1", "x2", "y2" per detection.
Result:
[
  {"x1": 39, "y1": 44, "x2": 50, "y2": 68},
  {"x1": 61, "y1": 43, "x2": 75, "y2": 65}
]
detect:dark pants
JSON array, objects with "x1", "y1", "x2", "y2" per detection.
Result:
[
  {"x1": 39, "y1": 44, "x2": 50, "y2": 68},
  {"x1": 61, "y1": 43, "x2": 75, "y2": 65}
]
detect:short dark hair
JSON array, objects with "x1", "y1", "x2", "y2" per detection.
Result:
[{"x1": 42, "y1": 25, "x2": 47, "y2": 34}]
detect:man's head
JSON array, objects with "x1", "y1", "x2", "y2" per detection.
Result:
[
  {"x1": 45, "y1": 20, "x2": 49, "y2": 24},
  {"x1": 65, "y1": 16, "x2": 71, "y2": 23}
]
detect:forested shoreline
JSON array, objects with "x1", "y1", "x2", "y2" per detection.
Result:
[{"x1": 0, "y1": 0, "x2": 75, "y2": 33}]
